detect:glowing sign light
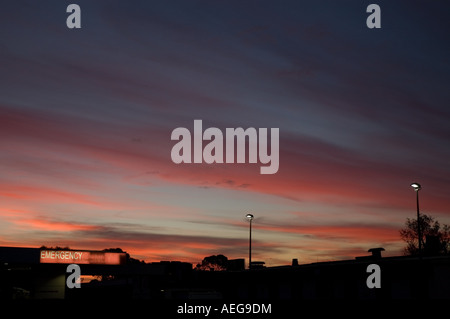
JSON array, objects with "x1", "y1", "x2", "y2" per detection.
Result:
[{"x1": 40, "y1": 250, "x2": 126, "y2": 265}]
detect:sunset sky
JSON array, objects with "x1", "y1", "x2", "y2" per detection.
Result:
[{"x1": 1, "y1": 0, "x2": 449, "y2": 266}]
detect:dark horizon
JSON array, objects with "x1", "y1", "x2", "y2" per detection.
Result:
[{"x1": 2, "y1": 245, "x2": 450, "y2": 301}]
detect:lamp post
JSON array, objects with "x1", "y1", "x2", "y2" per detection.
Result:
[
  {"x1": 246, "y1": 214, "x2": 254, "y2": 270},
  {"x1": 411, "y1": 182, "x2": 422, "y2": 257}
]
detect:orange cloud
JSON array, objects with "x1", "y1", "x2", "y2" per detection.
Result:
[
  {"x1": 1, "y1": 184, "x2": 101, "y2": 206},
  {"x1": 16, "y1": 218, "x2": 101, "y2": 232}
]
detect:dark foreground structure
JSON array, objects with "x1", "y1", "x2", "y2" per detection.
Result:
[{"x1": 1, "y1": 246, "x2": 450, "y2": 300}]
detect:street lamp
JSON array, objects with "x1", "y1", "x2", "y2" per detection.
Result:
[
  {"x1": 411, "y1": 182, "x2": 422, "y2": 256},
  {"x1": 246, "y1": 213, "x2": 254, "y2": 270}
]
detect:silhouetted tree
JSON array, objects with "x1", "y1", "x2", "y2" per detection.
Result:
[
  {"x1": 102, "y1": 248, "x2": 145, "y2": 264},
  {"x1": 400, "y1": 213, "x2": 450, "y2": 256},
  {"x1": 195, "y1": 254, "x2": 228, "y2": 271}
]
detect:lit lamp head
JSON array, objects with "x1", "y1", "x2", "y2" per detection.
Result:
[
  {"x1": 246, "y1": 213, "x2": 254, "y2": 221},
  {"x1": 411, "y1": 182, "x2": 421, "y2": 191}
]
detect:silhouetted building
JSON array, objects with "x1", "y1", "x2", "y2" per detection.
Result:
[
  {"x1": 0, "y1": 246, "x2": 192, "y2": 299},
  {"x1": 2, "y1": 246, "x2": 450, "y2": 300},
  {"x1": 250, "y1": 261, "x2": 266, "y2": 269},
  {"x1": 424, "y1": 235, "x2": 442, "y2": 256},
  {"x1": 355, "y1": 247, "x2": 385, "y2": 261},
  {"x1": 368, "y1": 247, "x2": 385, "y2": 259},
  {"x1": 227, "y1": 258, "x2": 245, "y2": 271}
]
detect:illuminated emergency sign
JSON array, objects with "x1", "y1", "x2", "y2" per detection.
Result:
[{"x1": 40, "y1": 250, "x2": 126, "y2": 265}]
